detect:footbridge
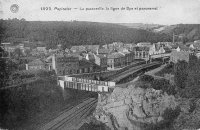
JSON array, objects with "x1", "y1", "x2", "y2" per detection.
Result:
[
  {"x1": 150, "y1": 53, "x2": 171, "y2": 62},
  {"x1": 108, "y1": 61, "x2": 162, "y2": 84}
]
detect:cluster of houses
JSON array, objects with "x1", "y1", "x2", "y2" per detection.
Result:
[{"x1": 1, "y1": 40, "x2": 200, "y2": 76}]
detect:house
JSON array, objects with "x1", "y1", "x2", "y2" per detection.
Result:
[
  {"x1": 189, "y1": 41, "x2": 200, "y2": 51},
  {"x1": 7, "y1": 46, "x2": 17, "y2": 53},
  {"x1": 65, "y1": 48, "x2": 71, "y2": 53},
  {"x1": 57, "y1": 44, "x2": 62, "y2": 50},
  {"x1": 1, "y1": 43, "x2": 12, "y2": 52},
  {"x1": 84, "y1": 45, "x2": 100, "y2": 54},
  {"x1": 70, "y1": 45, "x2": 86, "y2": 53},
  {"x1": 37, "y1": 47, "x2": 47, "y2": 53},
  {"x1": 98, "y1": 48, "x2": 112, "y2": 56},
  {"x1": 52, "y1": 54, "x2": 99, "y2": 76},
  {"x1": 112, "y1": 42, "x2": 124, "y2": 49},
  {"x1": 118, "y1": 48, "x2": 134, "y2": 65},
  {"x1": 78, "y1": 59, "x2": 97, "y2": 73},
  {"x1": 26, "y1": 59, "x2": 47, "y2": 70},
  {"x1": 157, "y1": 42, "x2": 173, "y2": 48},
  {"x1": 107, "y1": 52, "x2": 125, "y2": 70},
  {"x1": 84, "y1": 52, "x2": 107, "y2": 71},
  {"x1": 163, "y1": 47, "x2": 171, "y2": 53},
  {"x1": 149, "y1": 43, "x2": 166, "y2": 55},
  {"x1": 196, "y1": 53, "x2": 200, "y2": 58},
  {"x1": 84, "y1": 52, "x2": 96, "y2": 63},
  {"x1": 55, "y1": 55, "x2": 80, "y2": 75},
  {"x1": 137, "y1": 42, "x2": 152, "y2": 47},
  {"x1": 175, "y1": 45, "x2": 189, "y2": 52},
  {"x1": 123, "y1": 43, "x2": 136, "y2": 51},
  {"x1": 133, "y1": 47, "x2": 149, "y2": 60},
  {"x1": 102, "y1": 42, "x2": 124, "y2": 50},
  {"x1": 93, "y1": 54, "x2": 107, "y2": 71},
  {"x1": 70, "y1": 53, "x2": 83, "y2": 60}
]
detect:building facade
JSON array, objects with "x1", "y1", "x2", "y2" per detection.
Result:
[
  {"x1": 93, "y1": 54, "x2": 107, "y2": 71},
  {"x1": 133, "y1": 47, "x2": 149, "y2": 60},
  {"x1": 52, "y1": 54, "x2": 98, "y2": 76},
  {"x1": 107, "y1": 52, "x2": 125, "y2": 70},
  {"x1": 56, "y1": 55, "x2": 79, "y2": 75},
  {"x1": 26, "y1": 59, "x2": 47, "y2": 70}
]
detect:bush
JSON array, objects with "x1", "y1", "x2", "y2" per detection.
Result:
[
  {"x1": 163, "y1": 108, "x2": 180, "y2": 121},
  {"x1": 151, "y1": 79, "x2": 176, "y2": 95},
  {"x1": 139, "y1": 75, "x2": 154, "y2": 83}
]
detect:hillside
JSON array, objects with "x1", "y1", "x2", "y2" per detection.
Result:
[
  {"x1": 117, "y1": 23, "x2": 163, "y2": 30},
  {"x1": 156, "y1": 24, "x2": 200, "y2": 42},
  {"x1": 1, "y1": 19, "x2": 199, "y2": 48},
  {"x1": 0, "y1": 19, "x2": 171, "y2": 49}
]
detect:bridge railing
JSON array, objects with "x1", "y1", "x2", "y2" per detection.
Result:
[
  {"x1": 58, "y1": 79, "x2": 114, "y2": 92},
  {"x1": 58, "y1": 75, "x2": 116, "y2": 92},
  {"x1": 61, "y1": 76, "x2": 115, "y2": 86}
]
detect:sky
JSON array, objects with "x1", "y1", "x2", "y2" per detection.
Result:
[{"x1": 0, "y1": 0, "x2": 200, "y2": 25}]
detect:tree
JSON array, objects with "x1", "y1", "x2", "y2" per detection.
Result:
[
  {"x1": 181, "y1": 56, "x2": 200, "y2": 98},
  {"x1": 174, "y1": 60, "x2": 188, "y2": 89}
]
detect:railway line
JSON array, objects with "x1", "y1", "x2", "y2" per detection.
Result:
[
  {"x1": 40, "y1": 98, "x2": 97, "y2": 130},
  {"x1": 30, "y1": 96, "x2": 91, "y2": 128}
]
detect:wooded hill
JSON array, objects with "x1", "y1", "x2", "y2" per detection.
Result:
[
  {"x1": 0, "y1": 19, "x2": 172, "y2": 49},
  {"x1": 1, "y1": 19, "x2": 199, "y2": 49},
  {"x1": 158, "y1": 24, "x2": 200, "y2": 42}
]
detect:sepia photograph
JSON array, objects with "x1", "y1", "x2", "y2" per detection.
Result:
[{"x1": 0, "y1": 0, "x2": 200, "y2": 129}]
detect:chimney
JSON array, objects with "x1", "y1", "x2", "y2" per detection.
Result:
[
  {"x1": 25, "y1": 64, "x2": 29, "y2": 70},
  {"x1": 86, "y1": 53, "x2": 89, "y2": 60},
  {"x1": 97, "y1": 48, "x2": 99, "y2": 55},
  {"x1": 52, "y1": 54, "x2": 57, "y2": 74}
]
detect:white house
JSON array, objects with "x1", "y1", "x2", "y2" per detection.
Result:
[{"x1": 149, "y1": 43, "x2": 166, "y2": 55}]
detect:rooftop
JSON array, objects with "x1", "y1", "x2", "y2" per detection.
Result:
[
  {"x1": 133, "y1": 46, "x2": 150, "y2": 51},
  {"x1": 107, "y1": 52, "x2": 125, "y2": 59},
  {"x1": 96, "y1": 54, "x2": 106, "y2": 59},
  {"x1": 28, "y1": 59, "x2": 45, "y2": 66},
  {"x1": 79, "y1": 59, "x2": 95, "y2": 67},
  {"x1": 98, "y1": 48, "x2": 111, "y2": 54}
]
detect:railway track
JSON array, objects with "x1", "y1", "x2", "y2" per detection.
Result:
[
  {"x1": 57, "y1": 100, "x2": 97, "y2": 130},
  {"x1": 40, "y1": 98, "x2": 97, "y2": 130},
  {"x1": 32, "y1": 97, "x2": 91, "y2": 127},
  {"x1": 27, "y1": 97, "x2": 91, "y2": 130}
]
